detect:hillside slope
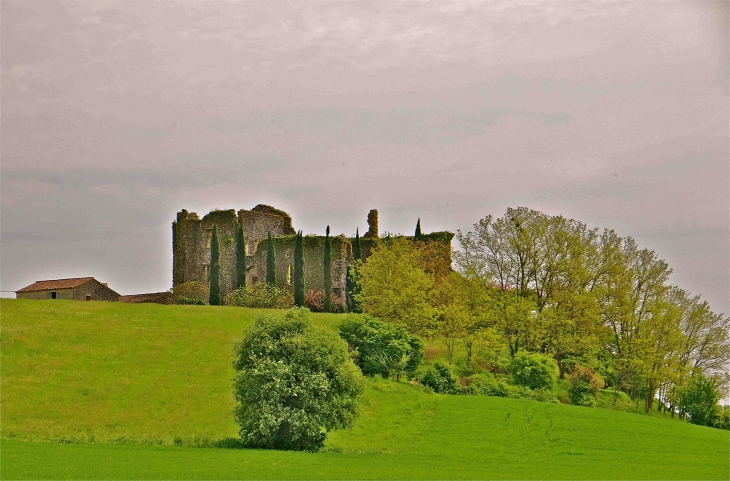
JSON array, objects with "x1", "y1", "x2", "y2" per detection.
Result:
[{"x1": 2, "y1": 300, "x2": 728, "y2": 479}]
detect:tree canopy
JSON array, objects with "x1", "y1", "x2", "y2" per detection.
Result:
[
  {"x1": 453, "y1": 207, "x2": 730, "y2": 414},
  {"x1": 232, "y1": 308, "x2": 363, "y2": 451},
  {"x1": 356, "y1": 237, "x2": 436, "y2": 335}
]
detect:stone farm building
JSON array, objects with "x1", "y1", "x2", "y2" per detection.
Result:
[
  {"x1": 16, "y1": 277, "x2": 120, "y2": 301},
  {"x1": 173, "y1": 204, "x2": 454, "y2": 310}
]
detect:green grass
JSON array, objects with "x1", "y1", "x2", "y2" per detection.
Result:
[{"x1": 2, "y1": 299, "x2": 728, "y2": 479}]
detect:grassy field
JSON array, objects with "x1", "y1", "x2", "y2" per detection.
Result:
[{"x1": 2, "y1": 299, "x2": 728, "y2": 479}]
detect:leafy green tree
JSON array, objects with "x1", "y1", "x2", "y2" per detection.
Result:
[
  {"x1": 357, "y1": 237, "x2": 436, "y2": 335},
  {"x1": 266, "y1": 232, "x2": 276, "y2": 287},
  {"x1": 540, "y1": 289, "x2": 603, "y2": 379},
  {"x1": 414, "y1": 218, "x2": 422, "y2": 240},
  {"x1": 346, "y1": 260, "x2": 363, "y2": 313},
  {"x1": 324, "y1": 226, "x2": 332, "y2": 312},
  {"x1": 209, "y1": 225, "x2": 222, "y2": 305},
  {"x1": 232, "y1": 308, "x2": 363, "y2": 451},
  {"x1": 420, "y1": 362, "x2": 459, "y2": 394},
  {"x1": 294, "y1": 231, "x2": 305, "y2": 307},
  {"x1": 715, "y1": 406, "x2": 730, "y2": 430},
  {"x1": 339, "y1": 314, "x2": 423, "y2": 380},
  {"x1": 431, "y1": 273, "x2": 493, "y2": 365},
  {"x1": 677, "y1": 375, "x2": 721, "y2": 427},
  {"x1": 235, "y1": 225, "x2": 246, "y2": 289},
  {"x1": 509, "y1": 351, "x2": 559, "y2": 390},
  {"x1": 453, "y1": 206, "x2": 730, "y2": 409}
]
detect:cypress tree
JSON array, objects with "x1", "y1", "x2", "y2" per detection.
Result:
[
  {"x1": 209, "y1": 225, "x2": 221, "y2": 305},
  {"x1": 324, "y1": 225, "x2": 332, "y2": 312},
  {"x1": 346, "y1": 228, "x2": 362, "y2": 312},
  {"x1": 294, "y1": 230, "x2": 305, "y2": 307},
  {"x1": 414, "y1": 218, "x2": 422, "y2": 240},
  {"x1": 353, "y1": 228, "x2": 362, "y2": 261},
  {"x1": 235, "y1": 224, "x2": 246, "y2": 289},
  {"x1": 266, "y1": 232, "x2": 276, "y2": 287}
]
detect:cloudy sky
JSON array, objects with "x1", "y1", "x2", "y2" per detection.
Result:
[{"x1": 1, "y1": 0, "x2": 728, "y2": 315}]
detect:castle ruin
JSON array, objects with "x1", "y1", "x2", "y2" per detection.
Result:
[{"x1": 172, "y1": 205, "x2": 453, "y2": 310}]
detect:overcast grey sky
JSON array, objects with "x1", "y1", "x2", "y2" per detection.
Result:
[{"x1": 1, "y1": 0, "x2": 728, "y2": 315}]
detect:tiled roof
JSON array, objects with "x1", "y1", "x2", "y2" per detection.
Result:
[
  {"x1": 16, "y1": 277, "x2": 96, "y2": 293},
  {"x1": 119, "y1": 292, "x2": 172, "y2": 303}
]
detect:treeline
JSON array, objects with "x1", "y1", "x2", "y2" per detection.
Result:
[
  {"x1": 452, "y1": 208, "x2": 730, "y2": 415},
  {"x1": 353, "y1": 207, "x2": 730, "y2": 424}
]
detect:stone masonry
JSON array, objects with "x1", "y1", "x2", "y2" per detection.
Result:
[{"x1": 172, "y1": 204, "x2": 453, "y2": 310}]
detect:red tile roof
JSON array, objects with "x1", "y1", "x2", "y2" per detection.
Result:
[{"x1": 16, "y1": 277, "x2": 96, "y2": 293}]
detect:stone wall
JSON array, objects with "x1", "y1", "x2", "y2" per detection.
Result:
[
  {"x1": 248, "y1": 235, "x2": 351, "y2": 310},
  {"x1": 73, "y1": 279, "x2": 121, "y2": 301},
  {"x1": 173, "y1": 206, "x2": 294, "y2": 297},
  {"x1": 172, "y1": 205, "x2": 453, "y2": 310}
]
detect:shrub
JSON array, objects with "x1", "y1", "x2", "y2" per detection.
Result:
[
  {"x1": 462, "y1": 373, "x2": 505, "y2": 396},
  {"x1": 677, "y1": 374, "x2": 722, "y2": 427},
  {"x1": 176, "y1": 297, "x2": 205, "y2": 305},
  {"x1": 715, "y1": 406, "x2": 730, "y2": 430},
  {"x1": 304, "y1": 289, "x2": 326, "y2": 312},
  {"x1": 463, "y1": 372, "x2": 558, "y2": 402},
  {"x1": 528, "y1": 387, "x2": 559, "y2": 403},
  {"x1": 172, "y1": 281, "x2": 209, "y2": 305},
  {"x1": 420, "y1": 362, "x2": 459, "y2": 394},
  {"x1": 232, "y1": 308, "x2": 363, "y2": 452},
  {"x1": 339, "y1": 315, "x2": 424, "y2": 380},
  {"x1": 224, "y1": 282, "x2": 294, "y2": 309},
  {"x1": 331, "y1": 292, "x2": 347, "y2": 313},
  {"x1": 568, "y1": 366, "x2": 602, "y2": 407},
  {"x1": 509, "y1": 351, "x2": 559, "y2": 390}
]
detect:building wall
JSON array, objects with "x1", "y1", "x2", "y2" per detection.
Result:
[
  {"x1": 248, "y1": 235, "x2": 351, "y2": 310},
  {"x1": 173, "y1": 207, "x2": 291, "y2": 297},
  {"x1": 17, "y1": 288, "x2": 74, "y2": 300},
  {"x1": 73, "y1": 279, "x2": 120, "y2": 301},
  {"x1": 172, "y1": 206, "x2": 453, "y2": 311}
]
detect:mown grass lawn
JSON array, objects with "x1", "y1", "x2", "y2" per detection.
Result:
[{"x1": 2, "y1": 299, "x2": 728, "y2": 479}]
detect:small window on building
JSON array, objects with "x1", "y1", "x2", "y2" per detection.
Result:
[
  {"x1": 85, "y1": 295, "x2": 91, "y2": 301},
  {"x1": 47, "y1": 292, "x2": 58, "y2": 299}
]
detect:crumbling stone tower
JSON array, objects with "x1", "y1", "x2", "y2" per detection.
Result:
[{"x1": 173, "y1": 205, "x2": 294, "y2": 294}]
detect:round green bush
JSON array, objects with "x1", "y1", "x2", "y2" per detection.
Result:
[
  {"x1": 568, "y1": 366, "x2": 602, "y2": 407},
  {"x1": 508, "y1": 351, "x2": 559, "y2": 390}
]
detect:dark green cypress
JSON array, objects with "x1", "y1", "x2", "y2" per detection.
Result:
[
  {"x1": 294, "y1": 230, "x2": 305, "y2": 306},
  {"x1": 172, "y1": 221, "x2": 177, "y2": 287},
  {"x1": 209, "y1": 225, "x2": 221, "y2": 305},
  {"x1": 266, "y1": 232, "x2": 276, "y2": 287},
  {"x1": 324, "y1": 225, "x2": 332, "y2": 312},
  {"x1": 346, "y1": 228, "x2": 362, "y2": 313},
  {"x1": 235, "y1": 224, "x2": 246, "y2": 289},
  {"x1": 414, "y1": 218, "x2": 422, "y2": 240},
  {"x1": 353, "y1": 228, "x2": 362, "y2": 261}
]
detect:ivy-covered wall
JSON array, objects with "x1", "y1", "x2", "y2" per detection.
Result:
[
  {"x1": 172, "y1": 206, "x2": 454, "y2": 308},
  {"x1": 249, "y1": 235, "x2": 351, "y2": 309},
  {"x1": 173, "y1": 207, "x2": 290, "y2": 297}
]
